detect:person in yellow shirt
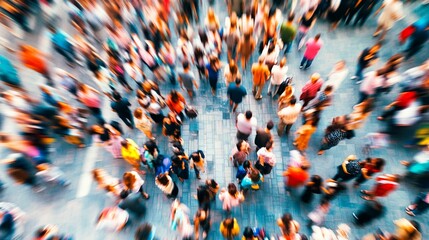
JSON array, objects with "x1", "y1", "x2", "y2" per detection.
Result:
[
  {"x1": 220, "y1": 217, "x2": 240, "y2": 239},
  {"x1": 121, "y1": 139, "x2": 141, "y2": 172}
]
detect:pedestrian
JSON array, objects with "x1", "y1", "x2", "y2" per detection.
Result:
[
  {"x1": 134, "y1": 223, "x2": 157, "y2": 240},
  {"x1": 293, "y1": 120, "x2": 317, "y2": 151},
  {"x1": 121, "y1": 139, "x2": 142, "y2": 172},
  {"x1": 401, "y1": 18, "x2": 429, "y2": 59},
  {"x1": 118, "y1": 190, "x2": 146, "y2": 217},
  {"x1": 134, "y1": 108, "x2": 154, "y2": 140},
  {"x1": 373, "y1": 0, "x2": 404, "y2": 40},
  {"x1": 189, "y1": 150, "x2": 206, "y2": 179},
  {"x1": 77, "y1": 83, "x2": 105, "y2": 124},
  {"x1": 330, "y1": 155, "x2": 363, "y2": 182},
  {"x1": 308, "y1": 199, "x2": 331, "y2": 227},
  {"x1": 0, "y1": 55, "x2": 22, "y2": 88},
  {"x1": 162, "y1": 112, "x2": 182, "y2": 141},
  {"x1": 205, "y1": 55, "x2": 222, "y2": 96},
  {"x1": 283, "y1": 163, "x2": 310, "y2": 193},
  {"x1": 111, "y1": 92, "x2": 134, "y2": 129},
  {"x1": 170, "y1": 200, "x2": 193, "y2": 239},
  {"x1": 178, "y1": 61, "x2": 199, "y2": 100},
  {"x1": 318, "y1": 120, "x2": 354, "y2": 155},
  {"x1": 226, "y1": 0, "x2": 244, "y2": 17},
  {"x1": 260, "y1": 39, "x2": 280, "y2": 72},
  {"x1": 224, "y1": 12, "x2": 240, "y2": 62},
  {"x1": 352, "y1": 200, "x2": 386, "y2": 226},
  {"x1": 231, "y1": 140, "x2": 250, "y2": 167},
  {"x1": 300, "y1": 73, "x2": 324, "y2": 108},
  {"x1": 255, "y1": 120, "x2": 274, "y2": 151},
  {"x1": 194, "y1": 208, "x2": 211, "y2": 240},
  {"x1": 92, "y1": 168, "x2": 122, "y2": 198},
  {"x1": 240, "y1": 166, "x2": 263, "y2": 191},
  {"x1": 47, "y1": 25, "x2": 77, "y2": 67},
  {"x1": 296, "y1": 7, "x2": 317, "y2": 50},
  {"x1": 269, "y1": 57, "x2": 288, "y2": 97},
  {"x1": 251, "y1": 57, "x2": 270, "y2": 100},
  {"x1": 220, "y1": 217, "x2": 240, "y2": 240},
  {"x1": 277, "y1": 213, "x2": 300, "y2": 240},
  {"x1": 166, "y1": 90, "x2": 186, "y2": 120},
  {"x1": 360, "y1": 174, "x2": 400, "y2": 200},
  {"x1": 279, "y1": 14, "x2": 297, "y2": 54},
  {"x1": 219, "y1": 183, "x2": 245, "y2": 212},
  {"x1": 353, "y1": 157, "x2": 386, "y2": 187},
  {"x1": 256, "y1": 141, "x2": 276, "y2": 175},
  {"x1": 155, "y1": 172, "x2": 179, "y2": 198},
  {"x1": 377, "y1": 91, "x2": 418, "y2": 121},
  {"x1": 304, "y1": 85, "x2": 334, "y2": 112},
  {"x1": 237, "y1": 31, "x2": 256, "y2": 70},
  {"x1": 325, "y1": 60, "x2": 349, "y2": 92},
  {"x1": 406, "y1": 192, "x2": 429, "y2": 216},
  {"x1": 353, "y1": 0, "x2": 380, "y2": 26},
  {"x1": 122, "y1": 171, "x2": 150, "y2": 199},
  {"x1": 15, "y1": 44, "x2": 54, "y2": 86},
  {"x1": 351, "y1": 43, "x2": 381, "y2": 83},
  {"x1": 390, "y1": 218, "x2": 422, "y2": 240},
  {"x1": 301, "y1": 175, "x2": 326, "y2": 203},
  {"x1": 300, "y1": 34, "x2": 323, "y2": 70},
  {"x1": 224, "y1": 60, "x2": 242, "y2": 87},
  {"x1": 236, "y1": 110, "x2": 257, "y2": 141},
  {"x1": 277, "y1": 98, "x2": 302, "y2": 136},
  {"x1": 278, "y1": 85, "x2": 296, "y2": 110},
  {"x1": 96, "y1": 206, "x2": 129, "y2": 232},
  {"x1": 227, "y1": 79, "x2": 247, "y2": 113}
]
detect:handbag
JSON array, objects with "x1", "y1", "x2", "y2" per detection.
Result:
[{"x1": 185, "y1": 106, "x2": 198, "y2": 119}]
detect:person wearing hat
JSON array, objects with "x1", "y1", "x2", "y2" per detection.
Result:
[{"x1": 300, "y1": 73, "x2": 324, "y2": 108}]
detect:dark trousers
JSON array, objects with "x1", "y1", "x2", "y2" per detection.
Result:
[
  {"x1": 118, "y1": 111, "x2": 135, "y2": 128},
  {"x1": 332, "y1": 165, "x2": 356, "y2": 182},
  {"x1": 381, "y1": 105, "x2": 404, "y2": 119},
  {"x1": 411, "y1": 193, "x2": 429, "y2": 215},
  {"x1": 404, "y1": 40, "x2": 425, "y2": 59},
  {"x1": 54, "y1": 45, "x2": 76, "y2": 64},
  {"x1": 345, "y1": 5, "x2": 362, "y2": 25},
  {"x1": 236, "y1": 131, "x2": 250, "y2": 141},
  {"x1": 88, "y1": 107, "x2": 105, "y2": 124},
  {"x1": 355, "y1": 63, "x2": 365, "y2": 80},
  {"x1": 300, "y1": 57, "x2": 314, "y2": 69},
  {"x1": 357, "y1": 92, "x2": 370, "y2": 104},
  {"x1": 354, "y1": 11, "x2": 371, "y2": 26}
]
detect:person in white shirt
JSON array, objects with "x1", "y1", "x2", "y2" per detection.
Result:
[
  {"x1": 268, "y1": 57, "x2": 288, "y2": 97},
  {"x1": 256, "y1": 140, "x2": 276, "y2": 173},
  {"x1": 325, "y1": 60, "x2": 349, "y2": 92},
  {"x1": 236, "y1": 110, "x2": 257, "y2": 141},
  {"x1": 277, "y1": 98, "x2": 302, "y2": 136}
]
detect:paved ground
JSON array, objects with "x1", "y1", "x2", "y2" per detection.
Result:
[{"x1": 0, "y1": 0, "x2": 428, "y2": 239}]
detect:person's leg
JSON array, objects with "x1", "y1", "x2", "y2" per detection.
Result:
[
  {"x1": 285, "y1": 42, "x2": 293, "y2": 53},
  {"x1": 304, "y1": 59, "x2": 313, "y2": 70},
  {"x1": 194, "y1": 166, "x2": 201, "y2": 179},
  {"x1": 255, "y1": 84, "x2": 263, "y2": 99},
  {"x1": 119, "y1": 113, "x2": 133, "y2": 129},
  {"x1": 295, "y1": 30, "x2": 304, "y2": 48},
  {"x1": 277, "y1": 121, "x2": 286, "y2": 136},
  {"x1": 353, "y1": 63, "x2": 364, "y2": 80},
  {"x1": 232, "y1": 102, "x2": 239, "y2": 112},
  {"x1": 285, "y1": 123, "x2": 293, "y2": 134},
  {"x1": 300, "y1": 57, "x2": 307, "y2": 68},
  {"x1": 380, "y1": 105, "x2": 402, "y2": 120},
  {"x1": 273, "y1": 84, "x2": 280, "y2": 97},
  {"x1": 42, "y1": 71, "x2": 55, "y2": 87},
  {"x1": 357, "y1": 92, "x2": 368, "y2": 104},
  {"x1": 139, "y1": 185, "x2": 150, "y2": 199}
]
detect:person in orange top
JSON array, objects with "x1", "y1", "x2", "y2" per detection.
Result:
[
  {"x1": 283, "y1": 164, "x2": 310, "y2": 194},
  {"x1": 251, "y1": 57, "x2": 270, "y2": 100},
  {"x1": 166, "y1": 90, "x2": 187, "y2": 119},
  {"x1": 17, "y1": 44, "x2": 54, "y2": 86}
]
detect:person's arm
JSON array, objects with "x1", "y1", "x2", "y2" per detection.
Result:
[
  {"x1": 193, "y1": 79, "x2": 199, "y2": 89},
  {"x1": 374, "y1": 3, "x2": 385, "y2": 15}
]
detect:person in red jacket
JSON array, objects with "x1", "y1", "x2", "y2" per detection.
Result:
[
  {"x1": 360, "y1": 174, "x2": 400, "y2": 200},
  {"x1": 283, "y1": 164, "x2": 310, "y2": 194},
  {"x1": 377, "y1": 91, "x2": 418, "y2": 121}
]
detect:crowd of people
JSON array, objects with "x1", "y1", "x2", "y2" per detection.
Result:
[{"x1": 0, "y1": 0, "x2": 428, "y2": 239}]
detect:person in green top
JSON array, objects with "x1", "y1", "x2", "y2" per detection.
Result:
[{"x1": 279, "y1": 14, "x2": 297, "y2": 54}]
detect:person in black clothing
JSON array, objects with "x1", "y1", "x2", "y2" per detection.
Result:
[
  {"x1": 194, "y1": 208, "x2": 211, "y2": 239},
  {"x1": 350, "y1": 43, "x2": 381, "y2": 82},
  {"x1": 255, "y1": 120, "x2": 274, "y2": 151},
  {"x1": 111, "y1": 91, "x2": 134, "y2": 129},
  {"x1": 344, "y1": 0, "x2": 365, "y2": 25},
  {"x1": 353, "y1": 0, "x2": 380, "y2": 27},
  {"x1": 353, "y1": 200, "x2": 385, "y2": 226},
  {"x1": 301, "y1": 175, "x2": 325, "y2": 203},
  {"x1": 119, "y1": 190, "x2": 146, "y2": 217}
]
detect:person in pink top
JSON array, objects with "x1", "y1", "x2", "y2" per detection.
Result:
[
  {"x1": 77, "y1": 83, "x2": 105, "y2": 123},
  {"x1": 300, "y1": 34, "x2": 323, "y2": 70}
]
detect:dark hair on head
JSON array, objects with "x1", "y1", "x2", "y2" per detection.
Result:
[
  {"x1": 227, "y1": 183, "x2": 238, "y2": 196},
  {"x1": 236, "y1": 140, "x2": 245, "y2": 151},
  {"x1": 266, "y1": 140, "x2": 274, "y2": 150},
  {"x1": 268, "y1": 7, "x2": 276, "y2": 18},
  {"x1": 156, "y1": 173, "x2": 169, "y2": 186},
  {"x1": 267, "y1": 120, "x2": 274, "y2": 130},
  {"x1": 35, "y1": 227, "x2": 49, "y2": 237},
  {"x1": 191, "y1": 152, "x2": 201, "y2": 162},
  {"x1": 288, "y1": 13, "x2": 295, "y2": 22},
  {"x1": 290, "y1": 98, "x2": 297, "y2": 105},
  {"x1": 315, "y1": 33, "x2": 321, "y2": 40},
  {"x1": 310, "y1": 175, "x2": 322, "y2": 186},
  {"x1": 135, "y1": 223, "x2": 153, "y2": 240},
  {"x1": 235, "y1": 79, "x2": 241, "y2": 85},
  {"x1": 245, "y1": 8, "x2": 252, "y2": 16},
  {"x1": 112, "y1": 91, "x2": 122, "y2": 101},
  {"x1": 243, "y1": 226, "x2": 254, "y2": 238},
  {"x1": 281, "y1": 213, "x2": 293, "y2": 234},
  {"x1": 243, "y1": 160, "x2": 251, "y2": 170},
  {"x1": 409, "y1": 220, "x2": 421, "y2": 233},
  {"x1": 208, "y1": 179, "x2": 218, "y2": 188},
  {"x1": 309, "y1": 7, "x2": 316, "y2": 12},
  {"x1": 324, "y1": 85, "x2": 333, "y2": 92},
  {"x1": 320, "y1": 198, "x2": 330, "y2": 206},
  {"x1": 170, "y1": 90, "x2": 179, "y2": 102},
  {"x1": 199, "y1": 28, "x2": 208, "y2": 44},
  {"x1": 121, "y1": 140, "x2": 129, "y2": 147},
  {"x1": 183, "y1": 61, "x2": 190, "y2": 69},
  {"x1": 374, "y1": 158, "x2": 386, "y2": 169},
  {"x1": 120, "y1": 190, "x2": 130, "y2": 199},
  {"x1": 245, "y1": 110, "x2": 252, "y2": 119}
]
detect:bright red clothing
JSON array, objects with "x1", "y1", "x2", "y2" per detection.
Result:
[
  {"x1": 301, "y1": 79, "x2": 324, "y2": 99},
  {"x1": 166, "y1": 93, "x2": 186, "y2": 114},
  {"x1": 395, "y1": 91, "x2": 417, "y2": 108},
  {"x1": 304, "y1": 38, "x2": 323, "y2": 60},
  {"x1": 285, "y1": 167, "x2": 309, "y2": 188},
  {"x1": 372, "y1": 176, "x2": 399, "y2": 197}
]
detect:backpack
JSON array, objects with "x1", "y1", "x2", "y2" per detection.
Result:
[
  {"x1": 345, "y1": 160, "x2": 361, "y2": 175},
  {"x1": 185, "y1": 106, "x2": 198, "y2": 119},
  {"x1": 236, "y1": 165, "x2": 247, "y2": 181}
]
